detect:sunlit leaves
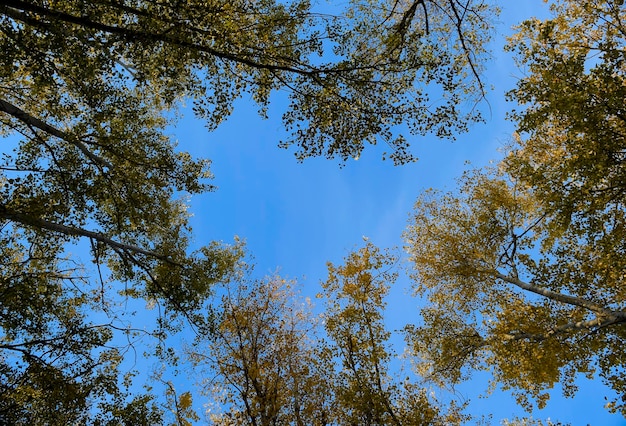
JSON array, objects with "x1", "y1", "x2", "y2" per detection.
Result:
[
  {"x1": 404, "y1": 1, "x2": 626, "y2": 415},
  {"x1": 405, "y1": 164, "x2": 626, "y2": 414},
  {"x1": 187, "y1": 274, "x2": 327, "y2": 425},
  {"x1": 506, "y1": 0, "x2": 626, "y2": 224},
  {"x1": 319, "y1": 242, "x2": 465, "y2": 425}
]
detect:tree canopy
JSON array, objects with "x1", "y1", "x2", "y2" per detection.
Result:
[
  {"x1": 404, "y1": 0, "x2": 626, "y2": 416},
  {"x1": 1, "y1": 0, "x2": 493, "y2": 165},
  {"x1": 4, "y1": 0, "x2": 625, "y2": 423},
  {"x1": 0, "y1": 0, "x2": 495, "y2": 422},
  {"x1": 318, "y1": 243, "x2": 465, "y2": 425},
  {"x1": 187, "y1": 273, "x2": 329, "y2": 425},
  {"x1": 188, "y1": 244, "x2": 466, "y2": 425}
]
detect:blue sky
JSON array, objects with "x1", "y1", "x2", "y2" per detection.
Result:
[{"x1": 165, "y1": 1, "x2": 626, "y2": 424}]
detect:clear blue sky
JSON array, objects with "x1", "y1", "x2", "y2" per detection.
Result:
[{"x1": 164, "y1": 1, "x2": 625, "y2": 424}]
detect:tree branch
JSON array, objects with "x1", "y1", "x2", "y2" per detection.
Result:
[
  {"x1": 0, "y1": 97, "x2": 113, "y2": 169},
  {"x1": 446, "y1": 0, "x2": 485, "y2": 96},
  {"x1": 2, "y1": 0, "x2": 317, "y2": 77},
  {"x1": 0, "y1": 206, "x2": 180, "y2": 265},
  {"x1": 504, "y1": 310, "x2": 626, "y2": 341},
  {"x1": 494, "y1": 271, "x2": 614, "y2": 315},
  {"x1": 359, "y1": 299, "x2": 401, "y2": 426}
]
